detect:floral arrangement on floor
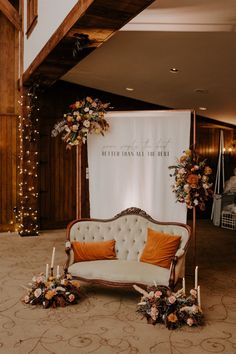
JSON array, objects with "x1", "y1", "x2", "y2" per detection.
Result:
[
  {"x1": 51, "y1": 96, "x2": 110, "y2": 149},
  {"x1": 169, "y1": 149, "x2": 213, "y2": 210},
  {"x1": 134, "y1": 284, "x2": 204, "y2": 330},
  {"x1": 22, "y1": 273, "x2": 82, "y2": 309}
]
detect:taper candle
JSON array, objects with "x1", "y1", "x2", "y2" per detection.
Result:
[
  {"x1": 197, "y1": 285, "x2": 201, "y2": 308},
  {"x1": 182, "y1": 277, "x2": 185, "y2": 294},
  {"x1": 51, "y1": 247, "x2": 55, "y2": 269},
  {"x1": 195, "y1": 265, "x2": 198, "y2": 289},
  {"x1": 45, "y1": 263, "x2": 49, "y2": 280},
  {"x1": 56, "y1": 265, "x2": 60, "y2": 279}
]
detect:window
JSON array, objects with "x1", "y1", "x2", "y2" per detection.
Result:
[{"x1": 26, "y1": 0, "x2": 38, "y2": 37}]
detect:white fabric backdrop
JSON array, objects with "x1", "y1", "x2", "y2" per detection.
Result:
[{"x1": 88, "y1": 110, "x2": 191, "y2": 222}]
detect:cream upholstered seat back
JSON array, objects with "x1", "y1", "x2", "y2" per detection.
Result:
[{"x1": 68, "y1": 213, "x2": 190, "y2": 262}]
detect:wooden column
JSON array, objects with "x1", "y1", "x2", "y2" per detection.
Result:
[{"x1": 18, "y1": 86, "x2": 40, "y2": 236}]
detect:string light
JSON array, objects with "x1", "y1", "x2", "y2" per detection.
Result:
[{"x1": 17, "y1": 84, "x2": 40, "y2": 236}]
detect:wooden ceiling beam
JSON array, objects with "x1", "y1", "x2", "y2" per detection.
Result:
[
  {"x1": 23, "y1": 0, "x2": 155, "y2": 87},
  {"x1": 23, "y1": 0, "x2": 94, "y2": 85},
  {"x1": 0, "y1": 0, "x2": 21, "y2": 30}
]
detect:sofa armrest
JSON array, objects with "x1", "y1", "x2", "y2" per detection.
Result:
[
  {"x1": 169, "y1": 249, "x2": 187, "y2": 290},
  {"x1": 169, "y1": 256, "x2": 178, "y2": 290}
]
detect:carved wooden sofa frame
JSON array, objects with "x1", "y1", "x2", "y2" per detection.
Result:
[{"x1": 64, "y1": 207, "x2": 191, "y2": 290}]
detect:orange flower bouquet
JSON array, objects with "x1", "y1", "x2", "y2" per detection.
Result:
[
  {"x1": 22, "y1": 273, "x2": 82, "y2": 309},
  {"x1": 134, "y1": 284, "x2": 204, "y2": 330},
  {"x1": 51, "y1": 96, "x2": 110, "y2": 149},
  {"x1": 169, "y1": 149, "x2": 213, "y2": 210}
]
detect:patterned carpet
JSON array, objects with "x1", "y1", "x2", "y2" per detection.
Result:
[{"x1": 0, "y1": 221, "x2": 236, "y2": 354}]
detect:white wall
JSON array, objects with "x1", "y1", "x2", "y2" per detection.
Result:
[{"x1": 24, "y1": 0, "x2": 78, "y2": 71}]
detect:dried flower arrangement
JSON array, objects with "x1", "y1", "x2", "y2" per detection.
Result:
[
  {"x1": 169, "y1": 149, "x2": 213, "y2": 210},
  {"x1": 134, "y1": 284, "x2": 204, "y2": 330},
  {"x1": 22, "y1": 272, "x2": 82, "y2": 309},
  {"x1": 51, "y1": 96, "x2": 110, "y2": 149}
]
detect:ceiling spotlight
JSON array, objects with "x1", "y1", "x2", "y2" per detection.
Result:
[
  {"x1": 198, "y1": 107, "x2": 207, "y2": 111},
  {"x1": 125, "y1": 87, "x2": 134, "y2": 91},
  {"x1": 170, "y1": 68, "x2": 179, "y2": 73}
]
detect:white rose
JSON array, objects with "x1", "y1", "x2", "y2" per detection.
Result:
[
  {"x1": 184, "y1": 184, "x2": 190, "y2": 192},
  {"x1": 179, "y1": 168, "x2": 185, "y2": 174},
  {"x1": 71, "y1": 125, "x2": 78, "y2": 132},
  {"x1": 81, "y1": 127, "x2": 89, "y2": 133},
  {"x1": 55, "y1": 286, "x2": 66, "y2": 292},
  {"x1": 192, "y1": 305, "x2": 199, "y2": 314},
  {"x1": 202, "y1": 175, "x2": 208, "y2": 182},
  {"x1": 36, "y1": 276, "x2": 44, "y2": 283},
  {"x1": 83, "y1": 120, "x2": 90, "y2": 128},
  {"x1": 34, "y1": 288, "x2": 42, "y2": 298},
  {"x1": 84, "y1": 107, "x2": 89, "y2": 112}
]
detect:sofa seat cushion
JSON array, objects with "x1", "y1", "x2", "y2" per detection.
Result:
[{"x1": 68, "y1": 260, "x2": 171, "y2": 286}]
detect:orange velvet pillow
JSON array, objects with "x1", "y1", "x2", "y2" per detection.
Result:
[
  {"x1": 140, "y1": 228, "x2": 181, "y2": 269},
  {"x1": 72, "y1": 239, "x2": 116, "y2": 262}
]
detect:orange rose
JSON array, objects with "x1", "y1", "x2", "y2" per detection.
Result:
[
  {"x1": 167, "y1": 313, "x2": 178, "y2": 323},
  {"x1": 45, "y1": 290, "x2": 56, "y2": 300},
  {"x1": 187, "y1": 174, "x2": 199, "y2": 187}
]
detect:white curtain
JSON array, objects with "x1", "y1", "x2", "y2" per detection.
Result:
[{"x1": 88, "y1": 110, "x2": 191, "y2": 223}]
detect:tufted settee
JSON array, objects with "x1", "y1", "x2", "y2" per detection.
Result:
[{"x1": 64, "y1": 208, "x2": 191, "y2": 289}]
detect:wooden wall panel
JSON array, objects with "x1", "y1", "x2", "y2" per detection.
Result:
[
  {"x1": 0, "y1": 115, "x2": 17, "y2": 231},
  {"x1": 39, "y1": 106, "x2": 77, "y2": 230},
  {"x1": 0, "y1": 13, "x2": 17, "y2": 113},
  {"x1": 0, "y1": 12, "x2": 19, "y2": 232}
]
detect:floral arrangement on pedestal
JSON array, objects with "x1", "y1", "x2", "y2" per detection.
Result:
[
  {"x1": 22, "y1": 273, "x2": 82, "y2": 309},
  {"x1": 169, "y1": 149, "x2": 213, "y2": 210},
  {"x1": 51, "y1": 96, "x2": 110, "y2": 149},
  {"x1": 134, "y1": 284, "x2": 204, "y2": 330}
]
